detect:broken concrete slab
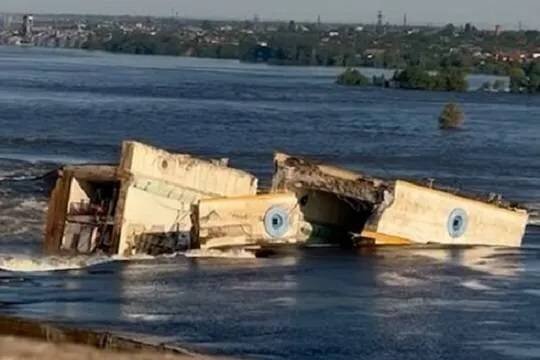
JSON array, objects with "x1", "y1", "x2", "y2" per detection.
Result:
[
  {"x1": 271, "y1": 153, "x2": 529, "y2": 248},
  {"x1": 114, "y1": 141, "x2": 258, "y2": 255},
  {"x1": 371, "y1": 180, "x2": 529, "y2": 247},
  {"x1": 195, "y1": 193, "x2": 303, "y2": 250},
  {"x1": 44, "y1": 141, "x2": 258, "y2": 257},
  {"x1": 43, "y1": 144, "x2": 529, "y2": 257}
]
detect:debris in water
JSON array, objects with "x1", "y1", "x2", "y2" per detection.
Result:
[
  {"x1": 185, "y1": 248, "x2": 257, "y2": 259},
  {"x1": 0, "y1": 255, "x2": 114, "y2": 273},
  {"x1": 42, "y1": 141, "x2": 529, "y2": 259}
]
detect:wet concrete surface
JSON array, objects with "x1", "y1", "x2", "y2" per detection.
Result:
[{"x1": 0, "y1": 336, "x2": 220, "y2": 360}]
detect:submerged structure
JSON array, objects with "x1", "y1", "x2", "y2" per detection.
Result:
[
  {"x1": 44, "y1": 141, "x2": 257, "y2": 256},
  {"x1": 269, "y1": 153, "x2": 529, "y2": 248},
  {"x1": 44, "y1": 141, "x2": 529, "y2": 256}
]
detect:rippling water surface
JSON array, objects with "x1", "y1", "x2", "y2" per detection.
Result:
[{"x1": 0, "y1": 46, "x2": 539, "y2": 359}]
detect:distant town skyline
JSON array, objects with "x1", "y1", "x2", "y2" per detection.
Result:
[{"x1": 1, "y1": 0, "x2": 540, "y2": 29}]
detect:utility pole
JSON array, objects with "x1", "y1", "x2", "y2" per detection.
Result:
[{"x1": 376, "y1": 10, "x2": 383, "y2": 34}]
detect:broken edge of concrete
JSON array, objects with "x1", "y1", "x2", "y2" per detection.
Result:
[
  {"x1": 44, "y1": 141, "x2": 258, "y2": 256},
  {"x1": 271, "y1": 152, "x2": 529, "y2": 248},
  {"x1": 114, "y1": 141, "x2": 257, "y2": 255},
  {"x1": 43, "y1": 143, "x2": 530, "y2": 256}
]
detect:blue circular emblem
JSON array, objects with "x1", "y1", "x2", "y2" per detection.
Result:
[
  {"x1": 264, "y1": 206, "x2": 290, "y2": 239},
  {"x1": 447, "y1": 208, "x2": 468, "y2": 238}
]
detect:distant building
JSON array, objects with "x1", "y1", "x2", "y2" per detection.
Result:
[
  {"x1": 2, "y1": 15, "x2": 13, "y2": 30},
  {"x1": 376, "y1": 11, "x2": 384, "y2": 34},
  {"x1": 21, "y1": 14, "x2": 33, "y2": 38}
]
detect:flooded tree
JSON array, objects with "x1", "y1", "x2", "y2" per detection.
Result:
[
  {"x1": 439, "y1": 103, "x2": 464, "y2": 129},
  {"x1": 336, "y1": 68, "x2": 370, "y2": 86}
]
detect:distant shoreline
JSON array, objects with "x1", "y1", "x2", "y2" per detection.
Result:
[
  {"x1": 0, "y1": 45, "x2": 515, "y2": 94},
  {"x1": 0, "y1": 44, "x2": 511, "y2": 81}
]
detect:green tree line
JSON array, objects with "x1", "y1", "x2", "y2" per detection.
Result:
[{"x1": 337, "y1": 66, "x2": 468, "y2": 92}]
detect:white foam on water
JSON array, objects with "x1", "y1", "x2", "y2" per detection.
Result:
[
  {"x1": 125, "y1": 313, "x2": 173, "y2": 322},
  {"x1": 412, "y1": 247, "x2": 524, "y2": 277},
  {"x1": 185, "y1": 248, "x2": 257, "y2": 259},
  {"x1": 461, "y1": 280, "x2": 494, "y2": 291},
  {"x1": 0, "y1": 252, "x2": 162, "y2": 273},
  {"x1": 0, "y1": 254, "x2": 115, "y2": 273},
  {"x1": 157, "y1": 251, "x2": 185, "y2": 259},
  {"x1": 378, "y1": 272, "x2": 426, "y2": 287},
  {"x1": 523, "y1": 289, "x2": 540, "y2": 297},
  {"x1": 111, "y1": 253, "x2": 156, "y2": 262},
  {"x1": 18, "y1": 199, "x2": 47, "y2": 212},
  {"x1": 0, "y1": 175, "x2": 40, "y2": 182},
  {"x1": 268, "y1": 296, "x2": 297, "y2": 307},
  {"x1": 0, "y1": 152, "x2": 98, "y2": 165},
  {"x1": 0, "y1": 249, "x2": 258, "y2": 272},
  {"x1": 0, "y1": 196, "x2": 47, "y2": 241}
]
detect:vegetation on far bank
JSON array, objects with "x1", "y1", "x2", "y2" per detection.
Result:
[
  {"x1": 509, "y1": 62, "x2": 540, "y2": 93},
  {"x1": 337, "y1": 61, "x2": 540, "y2": 94},
  {"x1": 394, "y1": 66, "x2": 468, "y2": 91},
  {"x1": 80, "y1": 21, "x2": 540, "y2": 80},
  {"x1": 79, "y1": 22, "x2": 540, "y2": 94},
  {"x1": 336, "y1": 68, "x2": 370, "y2": 86},
  {"x1": 336, "y1": 66, "x2": 468, "y2": 92}
]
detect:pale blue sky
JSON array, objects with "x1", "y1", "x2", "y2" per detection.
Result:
[{"x1": 2, "y1": 0, "x2": 539, "y2": 28}]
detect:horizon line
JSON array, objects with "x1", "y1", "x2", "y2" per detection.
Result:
[{"x1": 0, "y1": 10, "x2": 535, "y2": 31}]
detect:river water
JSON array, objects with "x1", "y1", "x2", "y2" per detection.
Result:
[{"x1": 0, "y1": 46, "x2": 539, "y2": 359}]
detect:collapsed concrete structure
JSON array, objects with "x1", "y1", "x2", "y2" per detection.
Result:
[
  {"x1": 269, "y1": 153, "x2": 529, "y2": 248},
  {"x1": 44, "y1": 141, "x2": 257, "y2": 256},
  {"x1": 44, "y1": 141, "x2": 529, "y2": 256}
]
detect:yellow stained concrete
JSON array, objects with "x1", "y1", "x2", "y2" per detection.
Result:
[
  {"x1": 374, "y1": 181, "x2": 529, "y2": 247},
  {"x1": 0, "y1": 336, "x2": 225, "y2": 360},
  {"x1": 359, "y1": 230, "x2": 413, "y2": 246},
  {"x1": 120, "y1": 142, "x2": 257, "y2": 197},
  {"x1": 117, "y1": 142, "x2": 258, "y2": 255},
  {"x1": 197, "y1": 193, "x2": 302, "y2": 249}
]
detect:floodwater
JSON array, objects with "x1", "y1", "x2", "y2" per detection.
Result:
[{"x1": 0, "y1": 46, "x2": 539, "y2": 359}]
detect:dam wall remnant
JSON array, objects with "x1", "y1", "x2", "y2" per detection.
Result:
[{"x1": 43, "y1": 141, "x2": 529, "y2": 256}]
